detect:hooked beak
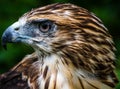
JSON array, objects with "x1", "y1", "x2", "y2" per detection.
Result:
[
  {"x1": 1, "y1": 22, "x2": 22, "y2": 50},
  {"x1": 1, "y1": 22, "x2": 40, "y2": 50},
  {"x1": 1, "y1": 21, "x2": 48, "y2": 51},
  {"x1": 2, "y1": 28, "x2": 12, "y2": 50}
]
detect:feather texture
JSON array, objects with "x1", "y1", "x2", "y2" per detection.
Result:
[{"x1": 0, "y1": 3, "x2": 119, "y2": 89}]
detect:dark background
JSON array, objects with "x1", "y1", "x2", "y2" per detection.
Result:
[{"x1": 0, "y1": 0, "x2": 120, "y2": 88}]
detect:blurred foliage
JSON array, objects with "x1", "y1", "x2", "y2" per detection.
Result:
[{"x1": 0, "y1": 0, "x2": 120, "y2": 88}]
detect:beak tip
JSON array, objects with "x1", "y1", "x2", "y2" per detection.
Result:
[{"x1": 1, "y1": 28, "x2": 12, "y2": 50}]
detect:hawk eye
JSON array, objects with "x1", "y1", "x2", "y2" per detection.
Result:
[{"x1": 39, "y1": 22, "x2": 52, "y2": 32}]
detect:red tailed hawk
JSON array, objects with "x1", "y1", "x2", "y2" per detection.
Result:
[{"x1": 0, "y1": 3, "x2": 119, "y2": 89}]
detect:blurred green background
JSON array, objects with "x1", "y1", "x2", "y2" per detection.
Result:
[{"x1": 0, "y1": 0, "x2": 120, "y2": 88}]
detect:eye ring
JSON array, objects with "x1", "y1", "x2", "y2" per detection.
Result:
[{"x1": 39, "y1": 22, "x2": 51, "y2": 32}]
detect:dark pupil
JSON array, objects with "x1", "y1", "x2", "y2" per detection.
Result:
[{"x1": 40, "y1": 23, "x2": 51, "y2": 32}]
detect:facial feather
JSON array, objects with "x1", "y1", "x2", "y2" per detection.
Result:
[{"x1": 1, "y1": 3, "x2": 119, "y2": 89}]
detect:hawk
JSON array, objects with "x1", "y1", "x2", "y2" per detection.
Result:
[{"x1": 0, "y1": 3, "x2": 119, "y2": 89}]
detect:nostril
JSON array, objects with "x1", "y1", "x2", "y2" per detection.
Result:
[{"x1": 15, "y1": 27, "x2": 19, "y2": 31}]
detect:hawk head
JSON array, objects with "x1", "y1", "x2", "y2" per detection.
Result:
[
  {"x1": 1, "y1": 3, "x2": 118, "y2": 88},
  {"x1": 2, "y1": 3, "x2": 114, "y2": 54},
  {"x1": 2, "y1": 3, "x2": 86, "y2": 54}
]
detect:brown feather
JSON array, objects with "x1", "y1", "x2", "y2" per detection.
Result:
[
  {"x1": 0, "y1": 53, "x2": 38, "y2": 89},
  {"x1": 0, "y1": 3, "x2": 119, "y2": 89}
]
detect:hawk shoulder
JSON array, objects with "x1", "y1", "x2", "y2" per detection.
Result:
[{"x1": 0, "y1": 53, "x2": 39, "y2": 89}]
